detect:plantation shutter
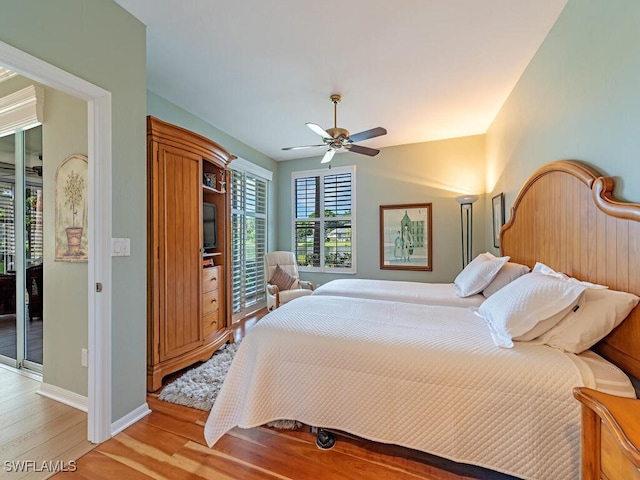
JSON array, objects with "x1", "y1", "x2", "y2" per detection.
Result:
[
  {"x1": 230, "y1": 167, "x2": 268, "y2": 317},
  {"x1": 0, "y1": 183, "x2": 16, "y2": 272},
  {"x1": 292, "y1": 165, "x2": 355, "y2": 273}
]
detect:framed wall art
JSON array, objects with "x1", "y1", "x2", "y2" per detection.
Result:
[
  {"x1": 380, "y1": 203, "x2": 432, "y2": 271},
  {"x1": 492, "y1": 192, "x2": 505, "y2": 249},
  {"x1": 55, "y1": 154, "x2": 88, "y2": 262}
]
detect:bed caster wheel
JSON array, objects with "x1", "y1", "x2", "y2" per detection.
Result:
[{"x1": 316, "y1": 429, "x2": 336, "y2": 450}]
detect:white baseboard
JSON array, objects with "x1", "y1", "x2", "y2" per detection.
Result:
[
  {"x1": 37, "y1": 383, "x2": 88, "y2": 412},
  {"x1": 111, "y1": 402, "x2": 151, "y2": 436}
]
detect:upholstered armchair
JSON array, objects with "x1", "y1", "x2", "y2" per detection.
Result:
[{"x1": 264, "y1": 251, "x2": 314, "y2": 311}]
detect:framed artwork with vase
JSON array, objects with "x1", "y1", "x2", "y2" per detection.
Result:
[{"x1": 55, "y1": 154, "x2": 88, "y2": 262}]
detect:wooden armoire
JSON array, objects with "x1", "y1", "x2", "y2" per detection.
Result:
[{"x1": 146, "y1": 116, "x2": 235, "y2": 392}]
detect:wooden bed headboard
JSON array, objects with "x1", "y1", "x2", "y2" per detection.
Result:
[{"x1": 501, "y1": 160, "x2": 640, "y2": 379}]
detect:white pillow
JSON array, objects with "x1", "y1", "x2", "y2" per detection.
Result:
[
  {"x1": 532, "y1": 262, "x2": 607, "y2": 289},
  {"x1": 482, "y1": 262, "x2": 531, "y2": 298},
  {"x1": 536, "y1": 286, "x2": 639, "y2": 354},
  {"x1": 475, "y1": 272, "x2": 586, "y2": 348},
  {"x1": 454, "y1": 253, "x2": 509, "y2": 297}
]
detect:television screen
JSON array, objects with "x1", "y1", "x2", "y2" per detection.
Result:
[{"x1": 203, "y1": 202, "x2": 217, "y2": 248}]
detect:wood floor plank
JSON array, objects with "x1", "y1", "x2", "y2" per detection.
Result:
[
  {"x1": 0, "y1": 386, "x2": 47, "y2": 418},
  {"x1": 176, "y1": 440, "x2": 293, "y2": 480},
  {"x1": 0, "y1": 406, "x2": 86, "y2": 461},
  {"x1": 19, "y1": 417, "x2": 89, "y2": 464},
  {"x1": 93, "y1": 432, "x2": 211, "y2": 480},
  {"x1": 52, "y1": 450, "x2": 156, "y2": 480},
  {"x1": 213, "y1": 426, "x2": 430, "y2": 480},
  {"x1": 137, "y1": 410, "x2": 207, "y2": 446},
  {"x1": 115, "y1": 421, "x2": 192, "y2": 457},
  {"x1": 0, "y1": 394, "x2": 71, "y2": 433},
  {"x1": 17, "y1": 440, "x2": 97, "y2": 480},
  {"x1": 146, "y1": 395, "x2": 209, "y2": 424}
]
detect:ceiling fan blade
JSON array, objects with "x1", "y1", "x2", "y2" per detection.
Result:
[
  {"x1": 306, "y1": 123, "x2": 333, "y2": 140},
  {"x1": 320, "y1": 149, "x2": 336, "y2": 164},
  {"x1": 348, "y1": 127, "x2": 387, "y2": 143},
  {"x1": 348, "y1": 144, "x2": 380, "y2": 156},
  {"x1": 282, "y1": 144, "x2": 326, "y2": 151}
]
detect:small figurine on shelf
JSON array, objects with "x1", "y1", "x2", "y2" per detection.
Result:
[
  {"x1": 203, "y1": 173, "x2": 215, "y2": 188},
  {"x1": 219, "y1": 169, "x2": 226, "y2": 193}
]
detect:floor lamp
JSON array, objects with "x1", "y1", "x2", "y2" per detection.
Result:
[{"x1": 455, "y1": 195, "x2": 479, "y2": 269}]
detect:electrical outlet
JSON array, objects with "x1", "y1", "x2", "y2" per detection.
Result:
[{"x1": 81, "y1": 348, "x2": 88, "y2": 367}]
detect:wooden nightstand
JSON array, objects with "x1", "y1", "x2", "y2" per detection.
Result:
[{"x1": 574, "y1": 387, "x2": 640, "y2": 480}]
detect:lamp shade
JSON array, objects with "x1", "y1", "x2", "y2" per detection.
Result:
[{"x1": 455, "y1": 194, "x2": 479, "y2": 206}]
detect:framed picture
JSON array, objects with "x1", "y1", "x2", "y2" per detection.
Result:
[
  {"x1": 55, "y1": 154, "x2": 89, "y2": 262},
  {"x1": 380, "y1": 203, "x2": 432, "y2": 271},
  {"x1": 492, "y1": 193, "x2": 505, "y2": 249}
]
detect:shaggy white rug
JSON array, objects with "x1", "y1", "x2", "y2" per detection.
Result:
[
  {"x1": 157, "y1": 341, "x2": 301, "y2": 430},
  {"x1": 158, "y1": 341, "x2": 241, "y2": 411}
]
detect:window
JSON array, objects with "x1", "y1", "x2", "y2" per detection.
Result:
[
  {"x1": 292, "y1": 165, "x2": 355, "y2": 273},
  {"x1": 230, "y1": 166, "x2": 269, "y2": 317}
]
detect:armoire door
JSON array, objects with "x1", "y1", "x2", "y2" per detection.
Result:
[{"x1": 156, "y1": 142, "x2": 202, "y2": 361}]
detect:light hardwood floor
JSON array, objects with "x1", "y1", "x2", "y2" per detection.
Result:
[
  {"x1": 0, "y1": 365, "x2": 94, "y2": 480},
  {"x1": 47, "y1": 310, "x2": 514, "y2": 480}
]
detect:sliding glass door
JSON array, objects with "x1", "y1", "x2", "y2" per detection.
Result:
[{"x1": 0, "y1": 125, "x2": 43, "y2": 371}]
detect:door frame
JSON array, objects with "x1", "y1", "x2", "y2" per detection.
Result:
[{"x1": 0, "y1": 40, "x2": 112, "y2": 443}]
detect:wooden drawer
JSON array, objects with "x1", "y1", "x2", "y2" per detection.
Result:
[
  {"x1": 203, "y1": 310, "x2": 219, "y2": 337},
  {"x1": 203, "y1": 289, "x2": 219, "y2": 315},
  {"x1": 202, "y1": 266, "x2": 220, "y2": 293},
  {"x1": 601, "y1": 422, "x2": 640, "y2": 480}
]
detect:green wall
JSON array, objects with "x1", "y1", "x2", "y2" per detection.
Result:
[
  {"x1": 41, "y1": 86, "x2": 88, "y2": 396},
  {"x1": 486, "y1": 0, "x2": 640, "y2": 252},
  {"x1": 0, "y1": 0, "x2": 147, "y2": 421},
  {"x1": 147, "y1": 90, "x2": 280, "y2": 251},
  {"x1": 277, "y1": 135, "x2": 486, "y2": 286}
]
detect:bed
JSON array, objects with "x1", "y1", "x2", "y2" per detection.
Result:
[
  {"x1": 311, "y1": 255, "x2": 530, "y2": 307},
  {"x1": 204, "y1": 160, "x2": 640, "y2": 480},
  {"x1": 311, "y1": 278, "x2": 485, "y2": 307}
]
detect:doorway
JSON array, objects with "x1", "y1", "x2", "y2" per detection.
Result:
[
  {"x1": 0, "y1": 126, "x2": 44, "y2": 372},
  {"x1": 0, "y1": 39, "x2": 113, "y2": 443}
]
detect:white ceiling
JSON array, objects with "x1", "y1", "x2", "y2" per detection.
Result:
[{"x1": 114, "y1": 0, "x2": 568, "y2": 161}]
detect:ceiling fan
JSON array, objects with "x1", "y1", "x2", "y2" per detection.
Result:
[{"x1": 283, "y1": 94, "x2": 387, "y2": 164}]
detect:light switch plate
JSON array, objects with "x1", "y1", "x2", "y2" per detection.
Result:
[{"x1": 111, "y1": 238, "x2": 131, "y2": 256}]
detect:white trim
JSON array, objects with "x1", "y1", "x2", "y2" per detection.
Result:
[
  {"x1": 111, "y1": 403, "x2": 151, "y2": 436},
  {"x1": 87, "y1": 93, "x2": 113, "y2": 444},
  {"x1": 0, "y1": 66, "x2": 18, "y2": 83},
  {"x1": 37, "y1": 383, "x2": 89, "y2": 412},
  {"x1": 0, "y1": 39, "x2": 113, "y2": 443},
  {"x1": 228, "y1": 156, "x2": 273, "y2": 181},
  {"x1": 0, "y1": 85, "x2": 44, "y2": 137}
]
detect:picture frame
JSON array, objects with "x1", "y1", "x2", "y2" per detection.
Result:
[
  {"x1": 55, "y1": 154, "x2": 89, "y2": 262},
  {"x1": 492, "y1": 193, "x2": 505, "y2": 249},
  {"x1": 380, "y1": 203, "x2": 432, "y2": 271}
]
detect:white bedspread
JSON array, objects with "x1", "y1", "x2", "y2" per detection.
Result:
[
  {"x1": 204, "y1": 295, "x2": 595, "y2": 480},
  {"x1": 312, "y1": 278, "x2": 485, "y2": 307}
]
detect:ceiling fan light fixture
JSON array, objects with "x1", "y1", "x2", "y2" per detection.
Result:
[{"x1": 282, "y1": 94, "x2": 387, "y2": 163}]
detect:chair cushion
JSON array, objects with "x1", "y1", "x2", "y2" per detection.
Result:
[
  {"x1": 269, "y1": 264, "x2": 296, "y2": 291},
  {"x1": 279, "y1": 288, "x2": 313, "y2": 304}
]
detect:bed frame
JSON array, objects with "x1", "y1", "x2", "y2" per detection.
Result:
[{"x1": 501, "y1": 160, "x2": 640, "y2": 380}]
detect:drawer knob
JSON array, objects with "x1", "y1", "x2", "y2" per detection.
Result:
[{"x1": 211, "y1": 299, "x2": 217, "y2": 303}]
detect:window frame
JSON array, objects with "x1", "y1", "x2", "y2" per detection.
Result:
[{"x1": 291, "y1": 165, "x2": 356, "y2": 274}]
